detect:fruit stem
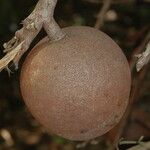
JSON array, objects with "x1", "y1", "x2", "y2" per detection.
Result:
[{"x1": 0, "y1": 0, "x2": 65, "y2": 73}]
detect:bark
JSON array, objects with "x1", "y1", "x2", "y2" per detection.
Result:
[
  {"x1": 0, "y1": 0, "x2": 65, "y2": 72},
  {"x1": 136, "y1": 41, "x2": 150, "y2": 72}
]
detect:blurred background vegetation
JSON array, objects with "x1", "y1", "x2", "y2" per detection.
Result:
[{"x1": 0, "y1": 0, "x2": 150, "y2": 150}]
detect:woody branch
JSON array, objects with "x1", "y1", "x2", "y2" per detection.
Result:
[{"x1": 0, "y1": 0, "x2": 65, "y2": 72}]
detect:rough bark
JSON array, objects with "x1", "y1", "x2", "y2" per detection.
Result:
[{"x1": 0, "y1": 0, "x2": 65, "y2": 72}]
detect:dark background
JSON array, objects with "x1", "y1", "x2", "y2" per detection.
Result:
[{"x1": 0, "y1": 0, "x2": 150, "y2": 150}]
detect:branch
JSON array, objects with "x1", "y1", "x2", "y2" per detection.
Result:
[
  {"x1": 0, "y1": 0, "x2": 65, "y2": 72},
  {"x1": 94, "y1": 0, "x2": 112, "y2": 29},
  {"x1": 136, "y1": 41, "x2": 150, "y2": 72},
  {"x1": 118, "y1": 137, "x2": 150, "y2": 150}
]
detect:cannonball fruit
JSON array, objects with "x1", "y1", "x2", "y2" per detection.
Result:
[{"x1": 20, "y1": 26, "x2": 131, "y2": 141}]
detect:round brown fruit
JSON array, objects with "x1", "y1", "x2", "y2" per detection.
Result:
[{"x1": 20, "y1": 26, "x2": 131, "y2": 141}]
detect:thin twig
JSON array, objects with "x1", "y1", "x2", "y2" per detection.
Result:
[
  {"x1": 94, "y1": 0, "x2": 112, "y2": 29},
  {"x1": 136, "y1": 41, "x2": 150, "y2": 72},
  {"x1": 119, "y1": 136, "x2": 144, "y2": 146},
  {"x1": 0, "y1": 42, "x2": 24, "y2": 72},
  {"x1": 129, "y1": 32, "x2": 150, "y2": 71}
]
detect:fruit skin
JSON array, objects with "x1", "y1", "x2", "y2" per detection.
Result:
[{"x1": 20, "y1": 26, "x2": 131, "y2": 141}]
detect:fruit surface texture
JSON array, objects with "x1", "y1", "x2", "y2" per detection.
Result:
[{"x1": 20, "y1": 26, "x2": 131, "y2": 141}]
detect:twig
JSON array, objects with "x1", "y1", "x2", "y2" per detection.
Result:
[
  {"x1": 118, "y1": 138, "x2": 150, "y2": 150},
  {"x1": 119, "y1": 136, "x2": 144, "y2": 146},
  {"x1": 127, "y1": 141, "x2": 150, "y2": 150},
  {"x1": 94, "y1": 0, "x2": 112, "y2": 29},
  {"x1": 0, "y1": 42, "x2": 24, "y2": 72},
  {"x1": 0, "y1": 0, "x2": 65, "y2": 73},
  {"x1": 136, "y1": 41, "x2": 150, "y2": 72},
  {"x1": 107, "y1": 32, "x2": 150, "y2": 150},
  {"x1": 129, "y1": 32, "x2": 150, "y2": 71}
]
